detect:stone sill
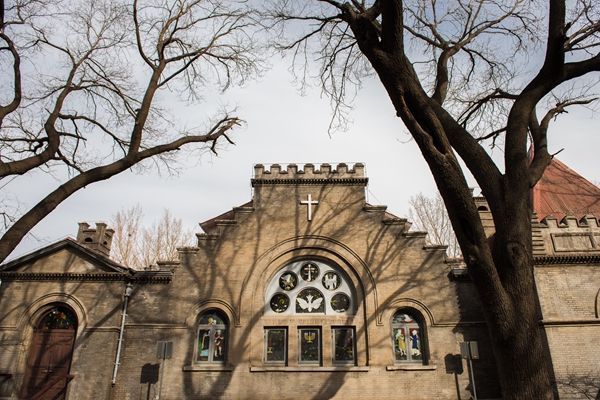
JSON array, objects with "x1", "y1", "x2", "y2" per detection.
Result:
[
  {"x1": 386, "y1": 365, "x2": 437, "y2": 371},
  {"x1": 183, "y1": 365, "x2": 234, "y2": 372},
  {"x1": 250, "y1": 366, "x2": 370, "y2": 373}
]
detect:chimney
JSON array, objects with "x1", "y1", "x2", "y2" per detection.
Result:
[{"x1": 77, "y1": 222, "x2": 114, "y2": 257}]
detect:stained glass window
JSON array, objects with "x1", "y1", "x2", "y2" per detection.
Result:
[
  {"x1": 299, "y1": 328, "x2": 320, "y2": 364},
  {"x1": 332, "y1": 327, "x2": 355, "y2": 364},
  {"x1": 392, "y1": 312, "x2": 423, "y2": 363},
  {"x1": 38, "y1": 307, "x2": 77, "y2": 330},
  {"x1": 265, "y1": 328, "x2": 287, "y2": 364},
  {"x1": 330, "y1": 293, "x2": 350, "y2": 313},
  {"x1": 264, "y1": 260, "x2": 355, "y2": 315},
  {"x1": 300, "y1": 262, "x2": 320, "y2": 282},
  {"x1": 279, "y1": 272, "x2": 298, "y2": 291},
  {"x1": 296, "y1": 288, "x2": 325, "y2": 313},
  {"x1": 270, "y1": 294, "x2": 290, "y2": 313},
  {"x1": 321, "y1": 271, "x2": 340, "y2": 290},
  {"x1": 196, "y1": 311, "x2": 227, "y2": 364}
]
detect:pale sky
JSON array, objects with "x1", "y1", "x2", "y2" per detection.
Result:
[{"x1": 6, "y1": 59, "x2": 600, "y2": 261}]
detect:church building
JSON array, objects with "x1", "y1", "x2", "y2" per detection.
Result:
[{"x1": 0, "y1": 162, "x2": 598, "y2": 399}]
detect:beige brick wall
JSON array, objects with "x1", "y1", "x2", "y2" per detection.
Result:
[{"x1": 0, "y1": 165, "x2": 502, "y2": 399}]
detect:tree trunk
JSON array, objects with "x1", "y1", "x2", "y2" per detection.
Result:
[
  {"x1": 361, "y1": 53, "x2": 553, "y2": 399},
  {"x1": 481, "y1": 203, "x2": 553, "y2": 400}
]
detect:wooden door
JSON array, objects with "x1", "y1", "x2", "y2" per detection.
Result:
[{"x1": 20, "y1": 308, "x2": 77, "y2": 400}]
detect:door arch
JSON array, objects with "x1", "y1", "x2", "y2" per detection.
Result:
[{"x1": 20, "y1": 306, "x2": 77, "y2": 400}]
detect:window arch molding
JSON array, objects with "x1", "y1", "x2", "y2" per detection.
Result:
[
  {"x1": 19, "y1": 293, "x2": 87, "y2": 334},
  {"x1": 185, "y1": 299, "x2": 238, "y2": 328},
  {"x1": 388, "y1": 306, "x2": 430, "y2": 365},
  {"x1": 385, "y1": 298, "x2": 435, "y2": 327}
]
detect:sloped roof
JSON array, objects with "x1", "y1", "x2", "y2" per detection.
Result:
[
  {"x1": 0, "y1": 237, "x2": 173, "y2": 282},
  {"x1": 0, "y1": 237, "x2": 129, "y2": 273},
  {"x1": 532, "y1": 157, "x2": 600, "y2": 221}
]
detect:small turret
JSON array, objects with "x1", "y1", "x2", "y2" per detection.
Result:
[{"x1": 77, "y1": 222, "x2": 114, "y2": 257}]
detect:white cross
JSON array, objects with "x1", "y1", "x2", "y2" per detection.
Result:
[{"x1": 300, "y1": 194, "x2": 319, "y2": 221}]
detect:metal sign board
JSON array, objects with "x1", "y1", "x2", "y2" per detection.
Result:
[{"x1": 156, "y1": 341, "x2": 173, "y2": 359}]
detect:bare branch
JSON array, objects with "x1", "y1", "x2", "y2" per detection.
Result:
[{"x1": 0, "y1": 0, "x2": 264, "y2": 262}]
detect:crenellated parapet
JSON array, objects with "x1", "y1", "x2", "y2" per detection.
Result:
[
  {"x1": 252, "y1": 163, "x2": 367, "y2": 186},
  {"x1": 541, "y1": 214, "x2": 600, "y2": 229},
  {"x1": 475, "y1": 196, "x2": 600, "y2": 259},
  {"x1": 536, "y1": 214, "x2": 600, "y2": 257}
]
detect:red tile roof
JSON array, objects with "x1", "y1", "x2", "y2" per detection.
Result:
[{"x1": 532, "y1": 158, "x2": 600, "y2": 221}]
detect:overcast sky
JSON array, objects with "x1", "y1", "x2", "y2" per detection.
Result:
[{"x1": 6, "y1": 58, "x2": 600, "y2": 261}]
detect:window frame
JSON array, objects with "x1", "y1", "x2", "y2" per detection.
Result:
[
  {"x1": 195, "y1": 311, "x2": 228, "y2": 365},
  {"x1": 391, "y1": 311, "x2": 424, "y2": 364},
  {"x1": 264, "y1": 327, "x2": 288, "y2": 365},
  {"x1": 298, "y1": 327, "x2": 321, "y2": 365},
  {"x1": 331, "y1": 326, "x2": 356, "y2": 365}
]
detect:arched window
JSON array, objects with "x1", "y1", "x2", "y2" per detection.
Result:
[
  {"x1": 264, "y1": 260, "x2": 355, "y2": 315},
  {"x1": 38, "y1": 307, "x2": 78, "y2": 330},
  {"x1": 196, "y1": 311, "x2": 228, "y2": 364},
  {"x1": 262, "y1": 259, "x2": 358, "y2": 366},
  {"x1": 392, "y1": 311, "x2": 423, "y2": 363}
]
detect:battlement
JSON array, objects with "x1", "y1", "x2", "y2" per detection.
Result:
[
  {"x1": 252, "y1": 163, "x2": 366, "y2": 181},
  {"x1": 540, "y1": 215, "x2": 600, "y2": 229},
  {"x1": 536, "y1": 215, "x2": 600, "y2": 255}
]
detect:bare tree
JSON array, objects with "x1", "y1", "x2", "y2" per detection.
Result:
[
  {"x1": 139, "y1": 208, "x2": 194, "y2": 269},
  {"x1": 265, "y1": 0, "x2": 600, "y2": 398},
  {"x1": 0, "y1": 0, "x2": 264, "y2": 262},
  {"x1": 408, "y1": 192, "x2": 461, "y2": 258},
  {"x1": 110, "y1": 204, "x2": 145, "y2": 270},
  {"x1": 110, "y1": 206, "x2": 193, "y2": 269}
]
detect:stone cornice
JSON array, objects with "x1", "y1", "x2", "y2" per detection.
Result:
[
  {"x1": 0, "y1": 272, "x2": 127, "y2": 281},
  {"x1": 534, "y1": 254, "x2": 600, "y2": 265},
  {"x1": 131, "y1": 271, "x2": 173, "y2": 283},
  {"x1": 0, "y1": 270, "x2": 173, "y2": 283}
]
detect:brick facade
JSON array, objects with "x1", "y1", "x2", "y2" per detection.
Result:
[{"x1": 0, "y1": 162, "x2": 598, "y2": 399}]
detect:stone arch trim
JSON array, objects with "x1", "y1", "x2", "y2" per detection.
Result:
[
  {"x1": 239, "y1": 235, "x2": 381, "y2": 326},
  {"x1": 185, "y1": 299, "x2": 238, "y2": 328},
  {"x1": 385, "y1": 298, "x2": 435, "y2": 327},
  {"x1": 595, "y1": 289, "x2": 600, "y2": 318},
  {"x1": 18, "y1": 293, "x2": 88, "y2": 334}
]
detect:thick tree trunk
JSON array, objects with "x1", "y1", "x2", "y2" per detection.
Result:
[
  {"x1": 334, "y1": 1, "x2": 583, "y2": 398},
  {"x1": 480, "y1": 203, "x2": 553, "y2": 400},
  {"x1": 361, "y1": 54, "x2": 553, "y2": 399}
]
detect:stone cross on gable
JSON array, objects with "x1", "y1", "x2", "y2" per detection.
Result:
[{"x1": 300, "y1": 194, "x2": 319, "y2": 221}]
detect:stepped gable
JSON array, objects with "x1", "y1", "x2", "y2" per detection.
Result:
[
  {"x1": 532, "y1": 157, "x2": 600, "y2": 221},
  {"x1": 251, "y1": 162, "x2": 367, "y2": 185},
  {"x1": 199, "y1": 200, "x2": 253, "y2": 234}
]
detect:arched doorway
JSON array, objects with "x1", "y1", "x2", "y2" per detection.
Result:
[{"x1": 20, "y1": 306, "x2": 77, "y2": 399}]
